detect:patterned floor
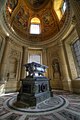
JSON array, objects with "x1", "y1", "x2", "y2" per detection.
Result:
[{"x1": 0, "y1": 90, "x2": 80, "y2": 120}]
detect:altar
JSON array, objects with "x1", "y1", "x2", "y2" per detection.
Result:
[{"x1": 17, "y1": 62, "x2": 52, "y2": 106}]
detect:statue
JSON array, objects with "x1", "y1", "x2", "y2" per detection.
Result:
[{"x1": 52, "y1": 59, "x2": 61, "y2": 79}]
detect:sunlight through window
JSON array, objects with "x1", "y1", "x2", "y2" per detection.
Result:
[
  {"x1": 62, "y1": 2, "x2": 66, "y2": 12},
  {"x1": 30, "y1": 17, "x2": 41, "y2": 34},
  {"x1": 30, "y1": 24, "x2": 40, "y2": 34}
]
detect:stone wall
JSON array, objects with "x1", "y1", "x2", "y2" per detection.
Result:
[
  {"x1": 46, "y1": 45, "x2": 63, "y2": 90},
  {"x1": 0, "y1": 34, "x2": 23, "y2": 93},
  {"x1": 0, "y1": 25, "x2": 80, "y2": 94},
  {"x1": 64, "y1": 28, "x2": 80, "y2": 93}
]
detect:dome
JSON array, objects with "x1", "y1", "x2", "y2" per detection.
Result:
[
  {"x1": 24, "y1": 0, "x2": 49, "y2": 10},
  {"x1": 1, "y1": 0, "x2": 70, "y2": 46}
]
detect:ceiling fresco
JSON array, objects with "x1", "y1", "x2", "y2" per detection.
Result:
[
  {"x1": 26, "y1": 0, "x2": 46, "y2": 8},
  {"x1": 6, "y1": 0, "x2": 18, "y2": 13},
  {"x1": 5, "y1": 0, "x2": 68, "y2": 42},
  {"x1": 24, "y1": 0, "x2": 49, "y2": 11}
]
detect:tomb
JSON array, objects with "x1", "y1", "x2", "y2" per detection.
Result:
[{"x1": 17, "y1": 62, "x2": 52, "y2": 106}]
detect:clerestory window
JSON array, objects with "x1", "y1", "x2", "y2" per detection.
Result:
[
  {"x1": 61, "y1": 1, "x2": 67, "y2": 14},
  {"x1": 30, "y1": 17, "x2": 41, "y2": 34}
]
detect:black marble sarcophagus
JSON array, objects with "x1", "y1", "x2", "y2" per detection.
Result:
[{"x1": 17, "y1": 62, "x2": 52, "y2": 106}]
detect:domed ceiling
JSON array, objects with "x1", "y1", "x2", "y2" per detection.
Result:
[
  {"x1": 25, "y1": 0, "x2": 49, "y2": 10},
  {"x1": 5, "y1": 0, "x2": 68, "y2": 43}
]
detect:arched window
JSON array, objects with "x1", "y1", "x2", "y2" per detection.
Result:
[
  {"x1": 61, "y1": 1, "x2": 67, "y2": 14},
  {"x1": 30, "y1": 17, "x2": 41, "y2": 34},
  {"x1": 71, "y1": 39, "x2": 80, "y2": 77}
]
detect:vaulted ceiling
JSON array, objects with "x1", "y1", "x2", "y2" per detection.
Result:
[
  {"x1": 2, "y1": 0, "x2": 69, "y2": 47},
  {"x1": 5, "y1": 0, "x2": 68, "y2": 43}
]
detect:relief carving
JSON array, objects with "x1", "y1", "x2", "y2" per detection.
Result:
[
  {"x1": 9, "y1": 49, "x2": 21, "y2": 59},
  {"x1": 8, "y1": 58, "x2": 17, "y2": 79},
  {"x1": 7, "y1": 49, "x2": 21, "y2": 81}
]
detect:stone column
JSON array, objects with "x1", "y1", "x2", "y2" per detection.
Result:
[
  {"x1": 21, "y1": 46, "x2": 28, "y2": 79},
  {"x1": 58, "y1": 43, "x2": 72, "y2": 92},
  {"x1": 0, "y1": 36, "x2": 10, "y2": 81},
  {"x1": 0, "y1": 36, "x2": 10, "y2": 94},
  {"x1": 42, "y1": 48, "x2": 48, "y2": 77},
  {"x1": 70, "y1": 0, "x2": 80, "y2": 37}
]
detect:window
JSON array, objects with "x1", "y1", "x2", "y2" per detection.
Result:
[
  {"x1": 30, "y1": 17, "x2": 41, "y2": 34},
  {"x1": 30, "y1": 24, "x2": 40, "y2": 34},
  {"x1": 29, "y1": 54, "x2": 41, "y2": 64},
  {"x1": 28, "y1": 50, "x2": 42, "y2": 64},
  {"x1": 61, "y1": 1, "x2": 66, "y2": 13},
  {"x1": 72, "y1": 39, "x2": 80, "y2": 77}
]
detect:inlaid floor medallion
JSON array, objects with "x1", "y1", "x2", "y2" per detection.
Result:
[
  {"x1": 4, "y1": 94, "x2": 68, "y2": 115},
  {"x1": 1, "y1": 91, "x2": 80, "y2": 120}
]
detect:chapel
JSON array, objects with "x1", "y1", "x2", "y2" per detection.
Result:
[
  {"x1": 0, "y1": 1, "x2": 80, "y2": 120},
  {"x1": 0, "y1": 0, "x2": 80, "y2": 99}
]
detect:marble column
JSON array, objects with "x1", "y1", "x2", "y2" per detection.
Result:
[
  {"x1": 21, "y1": 46, "x2": 28, "y2": 79},
  {"x1": 69, "y1": 0, "x2": 80, "y2": 37},
  {"x1": 58, "y1": 43, "x2": 72, "y2": 92}
]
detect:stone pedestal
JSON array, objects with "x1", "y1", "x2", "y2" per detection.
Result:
[{"x1": 17, "y1": 76, "x2": 51, "y2": 106}]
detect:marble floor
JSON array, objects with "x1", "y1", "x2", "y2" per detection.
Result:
[{"x1": 0, "y1": 90, "x2": 80, "y2": 120}]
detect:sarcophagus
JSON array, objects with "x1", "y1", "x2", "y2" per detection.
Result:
[{"x1": 17, "y1": 62, "x2": 52, "y2": 106}]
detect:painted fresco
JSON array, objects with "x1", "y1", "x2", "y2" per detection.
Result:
[
  {"x1": 42, "y1": 11, "x2": 54, "y2": 26},
  {"x1": 5, "y1": 0, "x2": 67, "y2": 41},
  {"x1": 41, "y1": 9, "x2": 59, "y2": 36},
  {"x1": 7, "y1": 0, "x2": 18, "y2": 11},
  {"x1": 6, "y1": 0, "x2": 18, "y2": 17},
  {"x1": 15, "y1": 8, "x2": 29, "y2": 30},
  {"x1": 42, "y1": 11, "x2": 55, "y2": 33},
  {"x1": 27, "y1": 0, "x2": 46, "y2": 8}
]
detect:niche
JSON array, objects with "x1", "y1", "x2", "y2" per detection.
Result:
[{"x1": 52, "y1": 59, "x2": 61, "y2": 79}]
